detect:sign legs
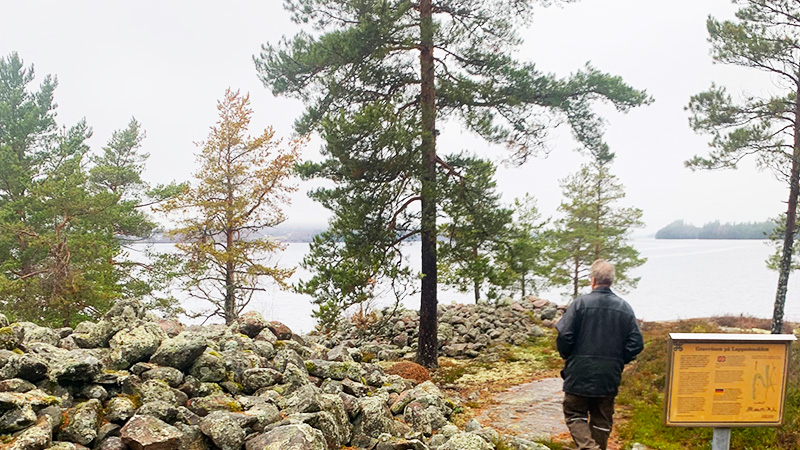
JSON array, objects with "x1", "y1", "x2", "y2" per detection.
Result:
[{"x1": 712, "y1": 428, "x2": 731, "y2": 450}]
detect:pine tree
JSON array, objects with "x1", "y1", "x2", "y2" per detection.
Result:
[
  {"x1": 549, "y1": 158, "x2": 645, "y2": 298},
  {"x1": 257, "y1": 0, "x2": 650, "y2": 366},
  {"x1": 161, "y1": 90, "x2": 302, "y2": 324},
  {"x1": 686, "y1": 0, "x2": 800, "y2": 333}
]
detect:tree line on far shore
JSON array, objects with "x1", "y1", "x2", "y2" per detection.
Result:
[{"x1": 655, "y1": 220, "x2": 775, "y2": 240}]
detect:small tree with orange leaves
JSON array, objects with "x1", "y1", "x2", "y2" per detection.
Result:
[{"x1": 162, "y1": 89, "x2": 302, "y2": 324}]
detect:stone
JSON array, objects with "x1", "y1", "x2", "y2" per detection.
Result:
[
  {"x1": 304, "y1": 360, "x2": 361, "y2": 381},
  {"x1": 0, "y1": 404, "x2": 37, "y2": 433},
  {"x1": 188, "y1": 351, "x2": 226, "y2": 383},
  {"x1": 50, "y1": 350, "x2": 103, "y2": 383},
  {"x1": 198, "y1": 412, "x2": 246, "y2": 450},
  {"x1": 2, "y1": 415, "x2": 53, "y2": 450},
  {"x1": 438, "y1": 432, "x2": 493, "y2": 450},
  {"x1": 265, "y1": 322, "x2": 292, "y2": 341},
  {"x1": 242, "y1": 368, "x2": 282, "y2": 394},
  {"x1": 109, "y1": 323, "x2": 166, "y2": 368},
  {"x1": 540, "y1": 306, "x2": 557, "y2": 321},
  {"x1": 172, "y1": 423, "x2": 212, "y2": 450},
  {"x1": 0, "y1": 354, "x2": 48, "y2": 382},
  {"x1": 120, "y1": 415, "x2": 182, "y2": 450},
  {"x1": 139, "y1": 380, "x2": 180, "y2": 406},
  {"x1": 150, "y1": 333, "x2": 208, "y2": 371},
  {"x1": 185, "y1": 396, "x2": 242, "y2": 417},
  {"x1": 138, "y1": 401, "x2": 180, "y2": 423},
  {"x1": 106, "y1": 396, "x2": 137, "y2": 423},
  {"x1": 0, "y1": 379, "x2": 36, "y2": 393},
  {"x1": 59, "y1": 399, "x2": 102, "y2": 445},
  {"x1": 237, "y1": 312, "x2": 268, "y2": 338},
  {"x1": 96, "y1": 437, "x2": 127, "y2": 450},
  {"x1": 0, "y1": 390, "x2": 60, "y2": 411},
  {"x1": 142, "y1": 367, "x2": 185, "y2": 388},
  {"x1": 244, "y1": 423, "x2": 326, "y2": 450}
]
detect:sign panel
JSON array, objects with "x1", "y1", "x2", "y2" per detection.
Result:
[{"x1": 665, "y1": 333, "x2": 795, "y2": 427}]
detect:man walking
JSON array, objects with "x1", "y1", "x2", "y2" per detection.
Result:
[{"x1": 556, "y1": 259, "x2": 644, "y2": 450}]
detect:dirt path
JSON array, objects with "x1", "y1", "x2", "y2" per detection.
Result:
[
  {"x1": 471, "y1": 376, "x2": 626, "y2": 449},
  {"x1": 473, "y1": 377, "x2": 570, "y2": 442}
]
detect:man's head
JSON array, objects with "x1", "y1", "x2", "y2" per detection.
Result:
[{"x1": 590, "y1": 259, "x2": 615, "y2": 288}]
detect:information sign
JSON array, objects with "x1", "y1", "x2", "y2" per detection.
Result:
[{"x1": 665, "y1": 333, "x2": 796, "y2": 427}]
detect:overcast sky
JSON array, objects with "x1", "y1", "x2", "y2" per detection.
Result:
[{"x1": 0, "y1": 0, "x2": 785, "y2": 235}]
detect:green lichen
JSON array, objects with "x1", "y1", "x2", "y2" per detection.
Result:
[
  {"x1": 0, "y1": 327, "x2": 13, "y2": 335},
  {"x1": 305, "y1": 361, "x2": 317, "y2": 372}
]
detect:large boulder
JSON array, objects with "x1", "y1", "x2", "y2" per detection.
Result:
[
  {"x1": 109, "y1": 323, "x2": 166, "y2": 368},
  {"x1": 198, "y1": 412, "x2": 246, "y2": 450},
  {"x1": 438, "y1": 432, "x2": 494, "y2": 450},
  {"x1": 150, "y1": 332, "x2": 207, "y2": 371},
  {"x1": 59, "y1": 399, "x2": 102, "y2": 445},
  {"x1": 120, "y1": 415, "x2": 182, "y2": 450},
  {"x1": 237, "y1": 312, "x2": 268, "y2": 339},
  {"x1": 244, "y1": 423, "x2": 326, "y2": 450}
]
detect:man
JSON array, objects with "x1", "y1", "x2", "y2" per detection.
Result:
[{"x1": 556, "y1": 259, "x2": 644, "y2": 450}]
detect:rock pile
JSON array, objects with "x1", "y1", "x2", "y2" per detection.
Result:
[
  {"x1": 317, "y1": 297, "x2": 564, "y2": 360},
  {"x1": 0, "y1": 299, "x2": 551, "y2": 450}
]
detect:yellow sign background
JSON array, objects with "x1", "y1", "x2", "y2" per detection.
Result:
[{"x1": 665, "y1": 340, "x2": 789, "y2": 426}]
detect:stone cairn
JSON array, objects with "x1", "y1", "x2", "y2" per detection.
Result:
[
  {"x1": 313, "y1": 296, "x2": 565, "y2": 361},
  {"x1": 0, "y1": 298, "x2": 557, "y2": 450}
]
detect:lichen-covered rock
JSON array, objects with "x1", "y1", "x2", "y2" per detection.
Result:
[
  {"x1": 188, "y1": 351, "x2": 226, "y2": 383},
  {"x1": 11, "y1": 323, "x2": 60, "y2": 347},
  {"x1": 0, "y1": 354, "x2": 48, "y2": 382},
  {"x1": 137, "y1": 401, "x2": 180, "y2": 423},
  {"x1": 304, "y1": 360, "x2": 361, "y2": 381},
  {"x1": 353, "y1": 391, "x2": 406, "y2": 439},
  {"x1": 120, "y1": 415, "x2": 182, "y2": 450},
  {"x1": 50, "y1": 350, "x2": 103, "y2": 383},
  {"x1": 150, "y1": 333, "x2": 207, "y2": 371},
  {"x1": 96, "y1": 437, "x2": 127, "y2": 450},
  {"x1": 141, "y1": 367, "x2": 185, "y2": 388},
  {"x1": 139, "y1": 380, "x2": 180, "y2": 406},
  {"x1": 237, "y1": 312, "x2": 267, "y2": 339},
  {"x1": 106, "y1": 397, "x2": 137, "y2": 423},
  {"x1": 242, "y1": 368, "x2": 282, "y2": 394},
  {"x1": 0, "y1": 390, "x2": 60, "y2": 409},
  {"x1": 59, "y1": 399, "x2": 102, "y2": 445},
  {"x1": 109, "y1": 323, "x2": 166, "y2": 368},
  {"x1": 244, "y1": 423, "x2": 326, "y2": 450},
  {"x1": 185, "y1": 396, "x2": 242, "y2": 417},
  {"x1": 438, "y1": 432, "x2": 493, "y2": 450},
  {"x1": 1, "y1": 415, "x2": 53, "y2": 450},
  {"x1": 241, "y1": 404, "x2": 281, "y2": 432},
  {"x1": 0, "y1": 378, "x2": 36, "y2": 393},
  {"x1": 198, "y1": 412, "x2": 246, "y2": 450},
  {"x1": 0, "y1": 404, "x2": 37, "y2": 433},
  {"x1": 172, "y1": 423, "x2": 212, "y2": 450}
]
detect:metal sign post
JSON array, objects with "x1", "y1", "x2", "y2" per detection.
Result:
[
  {"x1": 664, "y1": 333, "x2": 796, "y2": 448},
  {"x1": 712, "y1": 428, "x2": 730, "y2": 450}
]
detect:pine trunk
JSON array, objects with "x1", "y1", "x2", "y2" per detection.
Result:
[
  {"x1": 417, "y1": 0, "x2": 438, "y2": 368},
  {"x1": 771, "y1": 84, "x2": 800, "y2": 334}
]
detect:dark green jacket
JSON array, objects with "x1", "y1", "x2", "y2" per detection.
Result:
[{"x1": 556, "y1": 286, "x2": 644, "y2": 397}]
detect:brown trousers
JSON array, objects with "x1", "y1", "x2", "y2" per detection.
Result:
[{"x1": 563, "y1": 393, "x2": 615, "y2": 450}]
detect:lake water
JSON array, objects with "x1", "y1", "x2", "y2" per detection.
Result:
[{"x1": 134, "y1": 239, "x2": 800, "y2": 334}]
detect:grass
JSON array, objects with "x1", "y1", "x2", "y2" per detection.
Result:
[{"x1": 616, "y1": 316, "x2": 800, "y2": 450}]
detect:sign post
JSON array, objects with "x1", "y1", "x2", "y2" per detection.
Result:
[{"x1": 665, "y1": 333, "x2": 796, "y2": 450}]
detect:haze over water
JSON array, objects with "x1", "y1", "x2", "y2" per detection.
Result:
[{"x1": 137, "y1": 239, "x2": 800, "y2": 334}]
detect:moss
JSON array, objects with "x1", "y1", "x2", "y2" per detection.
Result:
[
  {"x1": 0, "y1": 327, "x2": 13, "y2": 335},
  {"x1": 208, "y1": 350, "x2": 223, "y2": 358},
  {"x1": 304, "y1": 361, "x2": 316, "y2": 372},
  {"x1": 225, "y1": 400, "x2": 243, "y2": 412},
  {"x1": 11, "y1": 348, "x2": 23, "y2": 355},
  {"x1": 361, "y1": 352, "x2": 375, "y2": 363}
]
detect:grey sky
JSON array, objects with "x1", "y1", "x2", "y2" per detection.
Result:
[{"x1": 0, "y1": 0, "x2": 783, "y2": 235}]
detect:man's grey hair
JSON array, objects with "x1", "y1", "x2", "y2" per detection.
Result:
[{"x1": 590, "y1": 259, "x2": 615, "y2": 286}]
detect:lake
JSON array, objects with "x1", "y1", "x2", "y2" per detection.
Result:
[{"x1": 134, "y1": 239, "x2": 800, "y2": 334}]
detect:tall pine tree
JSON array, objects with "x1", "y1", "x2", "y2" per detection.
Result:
[
  {"x1": 687, "y1": 0, "x2": 800, "y2": 333},
  {"x1": 257, "y1": 0, "x2": 650, "y2": 366}
]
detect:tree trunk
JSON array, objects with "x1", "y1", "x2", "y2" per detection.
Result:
[
  {"x1": 417, "y1": 0, "x2": 438, "y2": 368},
  {"x1": 572, "y1": 255, "x2": 579, "y2": 298},
  {"x1": 521, "y1": 272, "x2": 527, "y2": 298},
  {"x1": 772, "y1": 84, "x2": 800, "y2": 334},
  {"x1": 474, "y1": 279, "x2": 480, "y2": 303},
  {"x1": 225, "y1": 228, "x2": 236, "y2": 325}
]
